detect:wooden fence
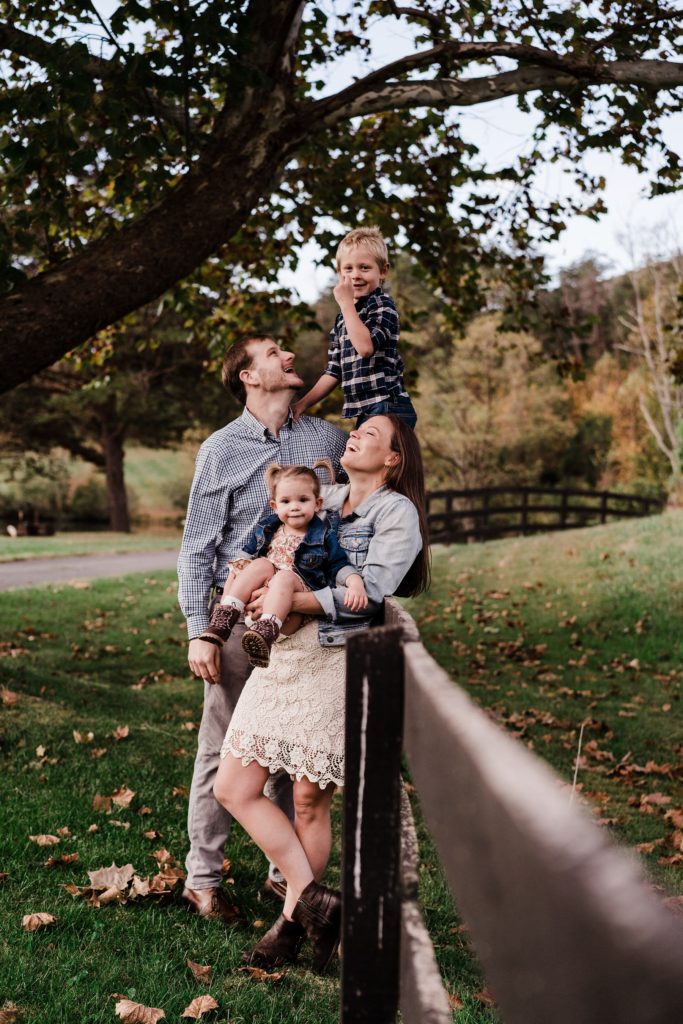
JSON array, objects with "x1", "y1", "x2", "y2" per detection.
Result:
[
  {"x1": 426, "y1": 486, "x2": 664, "y2": 543},
  {"x1": 340, "y1": 599, "x2": 683, "y2": 1024}
]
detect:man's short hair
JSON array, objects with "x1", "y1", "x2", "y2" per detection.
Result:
[
  {"x1": 336, "y1": 227, "x2": 389, "y2": 271},
  {"x1": 221, "y1": 334, "x2": 274, "y2": 404}
]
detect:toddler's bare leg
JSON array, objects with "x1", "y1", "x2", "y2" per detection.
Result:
[
  {"x1": 222, "y1": 558, "x2": 275, "y2": 603},
  {"x1": 261, "y1": 571, "x2": 306, "y2": 623}
]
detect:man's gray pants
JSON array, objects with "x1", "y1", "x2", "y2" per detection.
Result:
[{"x1": 184, "y1": 619, "x2": 294, "y2": 890}]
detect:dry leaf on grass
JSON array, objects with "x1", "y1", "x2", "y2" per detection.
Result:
[
  {"x1": 114, "y1": 998, "x2": 165, "y2": 1023},
  {"x1": 112, "y1": 725, "x2": 129, "y2": 741},
  {"x1": 0, "y1": 872, "x2": 9, "y2": 884},
  {"x1": 0, "y1": 687, "x2": 19, "y2": 706},
  {"x1": 73, "y1": 730, "x2": 94, "y2": 744},
  {"x1": 150, "y1": 848, "x2": 176, "y2": 867},
  {"x1": 22, "y1": 912, "x2": 57, "y2": 931},
  {"x1": 111, "y1": 787, "x2": 135, "y2": 809},
  {"x1": 93, "y1": 794, "x2": 112, "y2": 813},
  {"x1": 239, "y1": 966, "x2": 285, "y2": 983},
  {"x1": 181, "y1": 996, "x2": 219, "y2": 1019},
  {"x1": 447, "y1": 991, "x2": 464, "y2": 1010},
  {"x1": 88, "y1": 862, "x2": 135, "y2": 891},
  {"x1": 29, "y1": 834, "x2": 60, "y2": 847},
  {"x1": 144, "y1": 831, "x2": 162, "y2": 841},
  {"x1": 57, "y1": 826, "x2": 71, "y2": 837},
  {"x1": 187, "y1": 961, "x2": 213, "y2": 986},
  {"x1": 44, "y1": 852, "x2": 79, "y2": 868},
  {"x1": 172, "y1": 785, "x2": 189, "y2": 798},
  {"x1": 0, "y1": 1006, "x2": 21, "y2": 1022},
  {"x1": 91, "y1": 748, "x2": 108, "y2": 759},
  {"x1": 35, "y1": 745, "x2": 47, "y2": 758}
]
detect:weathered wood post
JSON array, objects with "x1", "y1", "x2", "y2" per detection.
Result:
[{"x1": 341, "y1": 625, "x2": 405, "y2": 1024}]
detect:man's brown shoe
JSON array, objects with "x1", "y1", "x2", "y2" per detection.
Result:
[
  {"x1": 262, "y1": 877, "x2": 287, "y2": 903},
  {"x1": 292, "y1": 880, "x2": 341, "y2": 973},
  {"x1": 241, "y1": 913, "x2": 305, "y2": 968},
  {"x1": 181, "y1": 885, "x2": 242, "y2": 924}
]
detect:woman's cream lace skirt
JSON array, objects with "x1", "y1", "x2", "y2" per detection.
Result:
[{"x1": 220, "y1": 620, "x2": 345, "y2": 788}]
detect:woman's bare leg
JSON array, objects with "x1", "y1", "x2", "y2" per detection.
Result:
[
  {"x1": 214, "y1": 755, "x2": 314, "y2": 917},
  {"x1": 291, "y1": 778, "x2": 335, "y2": 900}
]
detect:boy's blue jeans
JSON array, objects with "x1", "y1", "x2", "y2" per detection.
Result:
[{"x1": 355, "y1": 396, "x2": 417, "y2": 429}]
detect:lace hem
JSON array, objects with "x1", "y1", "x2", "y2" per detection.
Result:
[{"x1": 220, "y1": 729, "x2": 344, "y2": 790}]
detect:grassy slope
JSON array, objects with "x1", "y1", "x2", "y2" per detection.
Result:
[{"x1": 406, "y1": 509, "x2": 683, "y2": 893}]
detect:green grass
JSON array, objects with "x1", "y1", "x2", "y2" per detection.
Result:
[
  {"x1": 0, "y1": 530, "x2": 181, "y2": 563},
  {"x1": 406, "y1": 509, "x2": 683, "y2": 895},
  {"x1": 2, "y1": 511, "x2": 681, "y2": 1022}
]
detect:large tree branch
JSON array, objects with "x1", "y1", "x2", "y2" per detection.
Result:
[
  {"x1": 0, "y1": 20, "x2": 191, "y2": 136},
  {"x1": 312, "y1": 42, "x2": 683, "y2": 125},
  {"x1": 314, "y1": 58, "x2": 683, "y2": 125}
]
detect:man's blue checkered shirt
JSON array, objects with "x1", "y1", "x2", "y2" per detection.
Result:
[
  {"x1": 177, "y1": 407, "x2": 347, "y2": 638},
  {"x1": 325, "y1": 286, "x2": 409, "y2": 418}
]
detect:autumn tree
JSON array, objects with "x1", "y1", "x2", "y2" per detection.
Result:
[{"x1": 0, "y1": 1, "x2": 681, "y2": 393}]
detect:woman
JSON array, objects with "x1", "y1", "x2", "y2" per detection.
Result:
[{"x1": 212, "y1": 415, "x2": 430, "y2": 972}]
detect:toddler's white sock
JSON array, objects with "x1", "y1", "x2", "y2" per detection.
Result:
[{"x1": 221, "y1": 595, "x2": 245, "y2": 613}]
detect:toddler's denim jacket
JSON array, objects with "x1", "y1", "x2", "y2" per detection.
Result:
[{"x1": 237, "y1": 512, "x2": 356, "y2": 592}]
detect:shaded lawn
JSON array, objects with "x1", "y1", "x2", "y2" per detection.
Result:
[{"x1": 0, "y1": 574, "x2": 491, "y2": 1024}]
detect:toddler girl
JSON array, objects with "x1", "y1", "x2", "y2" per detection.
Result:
[{"x1": 200, "y1": 461, "x2": 367, "y2": 667}]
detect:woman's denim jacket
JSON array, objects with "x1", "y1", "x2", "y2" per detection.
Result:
[
  {"x1": 237, "y1": 512, "x2": 356, "y2": 592},
  {"x1": 313, "y1": 484, "x2": 422, "y2": 647}
]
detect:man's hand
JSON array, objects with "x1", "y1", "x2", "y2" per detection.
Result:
[
  {"x1": 333, "y1": 273, "x2": 355, "y2": 309},
  {"x1": 344, "y1": 573, "x2": 368, "y2": 612},
  {"x1": 188, "y1": 638, "x2": 221, "y2": 685}
]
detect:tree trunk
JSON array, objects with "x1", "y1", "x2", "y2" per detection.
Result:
[{"x1": 101, "y1": 418, "x2": 130, "y2": 533}]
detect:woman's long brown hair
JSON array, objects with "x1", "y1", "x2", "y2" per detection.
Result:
[{"x1": 382, "y1": 415, "x2": 431, "y2": 597}]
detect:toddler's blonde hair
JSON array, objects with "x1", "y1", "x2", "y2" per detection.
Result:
[
  {"x1": 264, "y1": 460, "x2": 335, "y2": 499},
  {"x1": 336, "y1": 227, "x2": 389, "y2": 271}
]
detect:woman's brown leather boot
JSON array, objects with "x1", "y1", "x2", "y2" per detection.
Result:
[
  {"x1": 292, "y1": 880, "x2": 342, "y2": 973},
  {"x1": 241, "y1": 913, "x2": 305, "y2": 969}
]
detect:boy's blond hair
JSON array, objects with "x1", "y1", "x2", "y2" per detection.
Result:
[{"x1": 335, "y1": 227, "x2": 389, "y2": 272}]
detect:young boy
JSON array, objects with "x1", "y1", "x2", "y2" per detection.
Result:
[{"x1": 292, "y1": 227, "x2": 417, "y2": 428}]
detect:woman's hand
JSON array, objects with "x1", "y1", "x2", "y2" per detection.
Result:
[
  {"x1": 343, "y1": 574, "x2": 368, "y2": 612},
  {"x1": 245, "y1": 584, "x2": 269, "y2": 621},
  {"x1": 188, "y1": 638, "x2": 221, "y2": 685}
]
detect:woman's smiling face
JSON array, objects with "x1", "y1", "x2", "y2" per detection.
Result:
[{"x1": 341, "y1": 416, "x2": 398, "y2": 476}]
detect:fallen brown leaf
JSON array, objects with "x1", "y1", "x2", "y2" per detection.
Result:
[
  {"x1": 88, "y1": 862, "x2": 135, "y2": 891},
  {"x1": 109, "y1": 820, "x2": 130, "y2": 830},
  {"x1": 111, "y1": 786, "x2": 135, "y2": 809},
  {"x1": 187, "y1": 961, "x2": 212, "y2": 986},
  {"x1": 0, "y1": 872, "x2": 9, "y2": 884},
  {"x1": 172, "y1": 785, "x2": 189, "y2": 798},
  {"x1": 144, "y1": 831, "x2": 162, "y2": 841},
  {"x1": 151, "y1": 848, "x2": 175, "y2": 867},
  {"x1": 112, "y1": 725, "x2": 130, "y2": 741},
  {"x1": 93, "y1": 794, "x2": 112, "y2": 813},
  {"x1": 91, "y1": 747, "x2": 108, "y2": 759},
  {"x1": 0, "y1": 1005, "x2": 21, "y2": 1023},
  {"x1": 22, "y1": 912, "x2": 57, "y2": 931},
  {"x1": 44, "y1": 852, "x2": 79, "y2": 868},
  {"x1": 57, "y1": 826, "x2": 71, "y2": 837},
  {"x1": 28, "y1": 834, "x2": 60, "y2": 847},
  {"x1": 72, "y1": 730, "x2": 94, "y2": 744},
  {"x1": 114, "y1": 998, "x2": 165, "y2": 1023},
  {"x1": 0, "y1": 687, "x2": 19, "y2": 706},
  {"x1": 447, "y1": 991, "x2": 465, "y2": 1010},
  {"x1": 181, "y1": 995, "x2": 219, "y2": 1019},
  {"x1": 239, "y1": 966, "x2": 285, "y2": 983},
  {"x1": 35, "y1": 745, "x2": 47, "y2": 758}
]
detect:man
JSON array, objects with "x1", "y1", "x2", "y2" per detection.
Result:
[{"x1": 178, "y1": 333, "x2": 347, "y2": 920}]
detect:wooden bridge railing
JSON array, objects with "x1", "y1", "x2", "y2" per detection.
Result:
[
  {"x1": 340, "y1": 599, "x2": 683, "y2": 1024},
  {"x1": 426, "y1": 485, "x2": 664, "y2": 543}
]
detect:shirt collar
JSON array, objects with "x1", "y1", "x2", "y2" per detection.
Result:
[
  {"x1": 354, "y1": 286, "x2": 383, "y2": 312},
  {"x1": 341, "y1": 483, "x2": 390, "y2": 519},
  {"x1": 240, "y1": 405, "x2": 294, "y2": 439}
]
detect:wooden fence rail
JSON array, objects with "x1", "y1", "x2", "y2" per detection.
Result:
[
  {"x1": 341, "y1": 599, "x2": 683, "y2": 1024},
  {"x1": 426, "y1": 485, "x2": 664, "y2": 543}
]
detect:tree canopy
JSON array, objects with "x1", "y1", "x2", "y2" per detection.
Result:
[{"x1": 1, "y1": 0, "x2": 681, "y2": 392}]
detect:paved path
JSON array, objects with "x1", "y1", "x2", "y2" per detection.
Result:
[{"x1": 0, "y1": 549, "x2": 179, "y2": 591}]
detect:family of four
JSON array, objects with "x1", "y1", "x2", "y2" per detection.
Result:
[{"x1": 177, "y1": 227, "x2": 429, "y2": 973}]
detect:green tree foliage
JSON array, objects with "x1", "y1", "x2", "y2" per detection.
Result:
[{"x1": 0, "y1": 1, "x2": 681, "y2": 390}]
